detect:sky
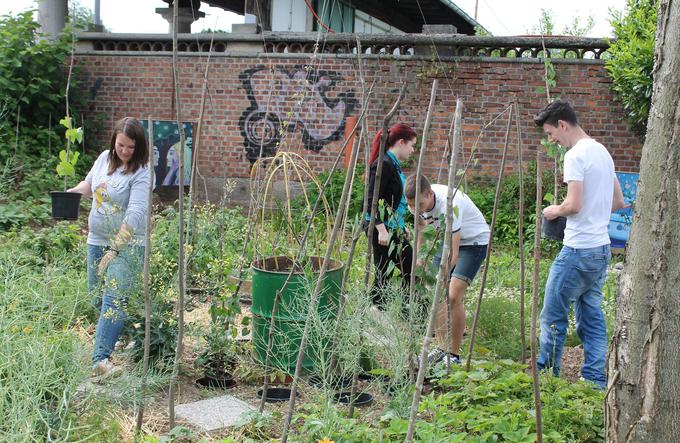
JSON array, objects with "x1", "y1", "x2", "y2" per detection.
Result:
[{"x1": 0, "y1": 0, "x2": 628, "y2": 37}]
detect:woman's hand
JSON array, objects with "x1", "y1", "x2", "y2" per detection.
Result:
[
  {"x1": 98, "y1": 250, "x2": 118, "y2": 275},
  {"x1": 376, "y1": 224, "x2": 389, "y2": 246}
]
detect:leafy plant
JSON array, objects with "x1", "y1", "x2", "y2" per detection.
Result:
[
  {"x1": 606, "y1": 0, "x2": 657, "y2": 138},
  {"x1": 55, "y1": 116, "x2": 82, "y2": 182}
]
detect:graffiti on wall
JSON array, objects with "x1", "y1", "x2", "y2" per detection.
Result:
[
  {"x1": 239, "y1": 65, "x2": 356, "y2": 162},
  {"x1": 141, "y1": 120, "x2": 194, "y2": 187}
]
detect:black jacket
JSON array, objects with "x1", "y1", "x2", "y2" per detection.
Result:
[{"x1": 365, "y1": 155, "x2": 404, "y2": 227}]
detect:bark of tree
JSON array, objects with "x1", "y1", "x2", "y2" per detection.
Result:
[{"x1": 606, "y1": 1, "x2": 680, "y2": 441}]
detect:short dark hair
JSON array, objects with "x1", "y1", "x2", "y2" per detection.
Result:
[
  {"x1": 108, "y1": 117, "x2": 149, "y2": 175},
  {"x1": 404, "y1": 174, "x2": 431, "y2": 200},
  {"x1": 533, "y1": 99, "x2": 579, "y2": 127}
]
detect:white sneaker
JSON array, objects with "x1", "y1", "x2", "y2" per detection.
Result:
[{"x1": 92, "y1": 358, "x2": 122, "y2": 379}]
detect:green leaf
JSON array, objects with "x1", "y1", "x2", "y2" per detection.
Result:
[{"x1": 56, "y1": 162, "x2": 75, "y2": 177}]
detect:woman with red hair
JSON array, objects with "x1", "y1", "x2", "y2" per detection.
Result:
[{"x1": 364, "y1": 123, "x2": 417, "y2": 307}]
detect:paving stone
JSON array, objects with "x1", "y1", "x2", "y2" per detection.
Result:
[{"x1": 175, "y1": 395, "x2": 255, "y2": 431}]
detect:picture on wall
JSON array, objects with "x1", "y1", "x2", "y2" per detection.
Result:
[{"x1": 141, "y1": 120, "x2": 194, "y2": 187}]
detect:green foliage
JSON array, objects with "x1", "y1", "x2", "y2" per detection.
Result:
[
  {"x1": 55, "y1": 116, "x2": 83, "y2": 178},
  {"x1": 287, "y1": 359, "x2": 605, "y2": 442},
  {"x1": 0, "y1": 12, "x2": 73, "y2": 151},
  {"x1": 298, "y1": 164, "x2": 366, "y2": 224},
  {"x1": 465, "y1": 163, "x2": 556, "y2": 246},
  {"x1": 606, "y1": 0, "x2": 657, "y2": 138}
]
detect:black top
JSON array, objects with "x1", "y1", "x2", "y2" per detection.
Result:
[{"x1": 365, "y1": 155, "x2": 404, "y2": 227}]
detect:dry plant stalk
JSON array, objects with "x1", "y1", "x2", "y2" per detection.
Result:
[
  {"x1": 278, "y1": 111, "x2": 370, "y2": 443},
  {"x1": 408, "y1": 79, "x2": 439, "y2": 303},
  {"x1": 135, "y1": 118, "x2": 155, "y2": 432},
  {"x1": 515, "y1": 101, "x2": 527, "y2": 364},
  {"x1": 168, "y1": 0, "x2": 187, "y2": 428},
  {"x1": 256, "y1": 104, "x2": 371, "y2": 416},
  {"x1": 364, "y1": 82, "x2": 408, "y2": 288},
  {"x1": 465, "y1": 104, "x2": 513, "y2": 371},
  {"x1": 532, "y1": 129, "x2": 544, "y2": 443},
  {"x1": 405, "y1": 98, "x2": 462, "y2": 443}
]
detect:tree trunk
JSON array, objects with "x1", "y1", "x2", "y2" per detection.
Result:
[{"x1": 606, "y1": 1, "x2": 680, "y2": 441}]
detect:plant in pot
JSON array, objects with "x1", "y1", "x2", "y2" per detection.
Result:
[
  {"x1": 195, "y1": 326, "x2": 239, "y2": 389},
  {"x1": 540, "y1": 138, "x2": 567, "y2": 241},
  {"x1": 50, "y1": 116, "x2": 83, "y2": 220}
]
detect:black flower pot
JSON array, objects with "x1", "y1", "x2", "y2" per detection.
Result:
[
  {"x1": 50, "y1": 191, "x2": 82, "y2": 220},
  {"x1": 333, "y1": 391, "x2": 374, "y2": 407},
  {"x1": 541, "y1": 215, "x2": 566, "y2": 241},
  {"x1": 196, "y1": 373, "x2": 236, "y2": 389},
  {"x1": 309, "y1": 373, "x2": 354, "y2": 390},
  {"x1": 257, "y1": 387, "x2": 298, "y2": 403}
]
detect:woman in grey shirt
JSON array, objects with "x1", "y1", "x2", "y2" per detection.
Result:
[{"x1": 68, "y1": 117, "x2": 150, "y2": 377}]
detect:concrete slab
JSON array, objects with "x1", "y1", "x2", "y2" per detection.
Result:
[{"x1": 175, "y1": 395, "x2": 255, "y2": 432}]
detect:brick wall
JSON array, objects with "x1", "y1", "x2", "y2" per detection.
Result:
[{"x1": 75, "y1": 52, "x2": 642, "y2": 200}]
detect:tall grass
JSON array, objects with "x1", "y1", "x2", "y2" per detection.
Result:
[{"x1": 0, "y1": 229, "x2": 90, "y2": 441}]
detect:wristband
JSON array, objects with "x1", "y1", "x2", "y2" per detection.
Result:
[{"x1": 106, "y1": 246, "x2": 119, "y2": 255}]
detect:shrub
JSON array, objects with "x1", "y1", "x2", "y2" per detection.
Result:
[{"x1": 605, "y1": 0, "x2": 657, "y2": 138}]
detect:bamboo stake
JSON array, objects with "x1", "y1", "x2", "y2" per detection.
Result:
[
  {"x1": 135, "y1": 117, "x2": 155, "y2": 432},
  {"x1": 258, "y1": 104, "x2": 371, "y2": 415},
  {"x1": 531, "y1": 130, "x2": 544, "y2": 443},
  {"x1": 408, "y1": 80, "x2": 438, "y2": 303},
  {"x1": 168, "y1": 0, "x2": 187, "y2": 427},
  {"x1": 280, "y1": 108, "x2": 369, "y2": 443},
  {"x1": 465, "y1": 105, "x2": 513, "y2": 372},
  {"x1": 189, "y1": 35, "x2": 214, "y2": 202},
  {"x1": 405, "y1": 98, "x2": 462, "y2": 443},
  {"x1": 363, "y1": 82, "x2": 408, "y2": 289},
  {"x1": 515, "y1": 102, "x2": 527, "y2": 364}
]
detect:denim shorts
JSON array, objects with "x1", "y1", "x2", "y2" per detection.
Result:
[{"x1": 433, "y1": 243, "x2": 488, "y2": 284}]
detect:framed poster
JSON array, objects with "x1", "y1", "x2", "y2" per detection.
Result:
[{"x1": 141, "y1": 120, "x2": 194, "y2": 187}]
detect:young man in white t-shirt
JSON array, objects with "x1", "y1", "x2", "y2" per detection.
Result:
[
  {"x1": 534, "y1": 100, "x2": 626, "y2": 389},
  {"x1": 405, "y1": 174, "x2": 490, "y2": 365}
]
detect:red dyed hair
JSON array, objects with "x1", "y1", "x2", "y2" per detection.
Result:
[{"x1": 369, "y1": 123, "x2": 417, "y2": 165}]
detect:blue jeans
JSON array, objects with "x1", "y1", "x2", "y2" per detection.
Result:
[
  {"x1": 88, "y1": 244, "x2": 143, "y2": 365},
  {"x1": 537, "y1": 244, "x2": 611, "y2": 389}
]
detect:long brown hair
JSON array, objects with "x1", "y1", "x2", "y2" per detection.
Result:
[
  {"x1": 107, "y1": 117, "x2": 149, "y2": 175},
  {"x1": 369, "y1": 123, "x2": 417, "y2": 165}
]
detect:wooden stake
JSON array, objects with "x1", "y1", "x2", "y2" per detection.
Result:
[
  {"x1": 405, "y1": 98, "x2": 462, "y2": 443},
  {"x1": 168, "y1": 0, "x2": 187, "y2": 427},
  {"x1": 135, "y1": 117, "x2": 155, "y2": 432},
  {"x1": 364, "y1": 83, "x2": 408, "y2": 288},
  {"x1": 515, "y1": 102, "x2": 527, "y2": 364},
  {"x1": 465, "y1": 104, "x2": 513, "y2": 371},
  {"x1": 531, "y1": 129, "x2": 544, "y2": 443}
]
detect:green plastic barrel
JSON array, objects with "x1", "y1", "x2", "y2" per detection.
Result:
[{"x1": 251, "y1": 256, "x2": 343, "y2": 373}]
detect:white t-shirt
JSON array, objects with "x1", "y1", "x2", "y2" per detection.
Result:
[
  {"x1": 562, "y1": 138, "x2": 615, "y2": 248},
  {"x1": 414, "y1": 184, "x2": 490, "y2": 246}
]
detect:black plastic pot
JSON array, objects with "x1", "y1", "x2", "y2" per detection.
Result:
[
  {"x1": 334, "y1": 391, "x2": 374, "y2": 407},
  {"x1": 309, "y1": 373, "x2": 353, "y2": 390},
  {"x1": 196, "y1": 373, "x2": 236, "y2": 389},
  {"x1": 50, "y1": 191, "x2": 82, "y2": 220},
  {"x1": 257, "y1": 387, "x2": 298, "y2": 402},
  {"x1": 541, "y1": 215, "x2": 566, "y2": 241}
]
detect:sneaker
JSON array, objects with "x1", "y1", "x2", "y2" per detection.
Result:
[
  {"x1": 92, "y1": 358, "x2": 122, "y2": 379},
  {"x1": 430, "y1": 350, "x2": 462, "y2": 366},
  {"x1": 427, "y1": 348, "x2": 448, "y2": 364}
]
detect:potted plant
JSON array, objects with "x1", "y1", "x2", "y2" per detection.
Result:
[
  {"x1": 195, "y1": 326, "x2": 238, "y2": 389},
  {"x1": 50, "y1": 116, "x2": 83, "y2": 220},
  {"x1": 540, "y1": 138, "x2": 567, "y2": 241}
]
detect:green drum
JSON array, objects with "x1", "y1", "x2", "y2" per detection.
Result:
[{"x1": 251, "y1": 256, "x2": 343, "y2": 373}]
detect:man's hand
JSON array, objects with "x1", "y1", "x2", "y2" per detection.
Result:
[
  {"x1": 543, "y1": 205, "x2": 561, "y2": 220},
  {"x1": 98, "y1": 250, "x2": 118, "y2": 275}
]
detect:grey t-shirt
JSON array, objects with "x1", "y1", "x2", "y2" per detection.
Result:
[{"x1": 85, "y1": 151, "x2": 150, "y2": 246}]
